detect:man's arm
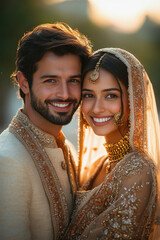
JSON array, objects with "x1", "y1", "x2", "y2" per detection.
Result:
[{"x1": 0, "y1": 156, "x2": 31, "y2": 240}]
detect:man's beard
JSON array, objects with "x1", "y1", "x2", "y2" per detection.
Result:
[{"x1": 30, "y1": 90, "x2": 80, "y2": 125}]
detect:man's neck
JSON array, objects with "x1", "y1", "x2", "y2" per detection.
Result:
[{"x1": 22, "y1": 106, "x2": 62, "y2": 138}]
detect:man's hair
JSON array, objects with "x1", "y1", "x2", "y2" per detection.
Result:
[{"x1": 11, "y1": 22, "x2": 92, "y2": 100}]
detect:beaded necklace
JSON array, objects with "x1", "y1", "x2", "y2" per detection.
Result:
[{"x1": 103, "y1": 133, "x2": 131, "y2": 173}]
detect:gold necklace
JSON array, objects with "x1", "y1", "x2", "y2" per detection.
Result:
[{"x1": 103, "y1": 133, "x2": 131, "y2": 173}]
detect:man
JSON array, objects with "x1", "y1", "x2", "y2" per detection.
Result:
[{"x1": 0, "y1": 23, "x2": 92, "y2": 239}]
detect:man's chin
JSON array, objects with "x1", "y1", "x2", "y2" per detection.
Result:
[
  {"x1": 55, "y1": 116, "x2": 73, "y2": 126},
  {"x1": 45, "y1": 112, "x2": 73, "y2": 126}
]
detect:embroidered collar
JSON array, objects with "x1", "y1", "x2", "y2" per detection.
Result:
[{"x1": 10, "y1": 109, "x2": 65, "y2": 148}]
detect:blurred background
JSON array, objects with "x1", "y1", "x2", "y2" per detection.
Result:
[{"x1": 0, "y1": 0, "x2": 160, "y2": 148}]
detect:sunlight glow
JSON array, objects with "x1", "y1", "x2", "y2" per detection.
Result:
[
  {"x1": 44, "y1": 0, "x2": 66, "y2": 4},
  {"x1": 88, "y1": 0, "x2": 160, "y2": 33}
]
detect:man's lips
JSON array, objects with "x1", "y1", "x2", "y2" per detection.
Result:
[
  {"x1": 51, "y1": 102, "x2": 70, "y2": 108},
  {"x1": 49, "y1": 102, "x2": 72, "y2": 112}
]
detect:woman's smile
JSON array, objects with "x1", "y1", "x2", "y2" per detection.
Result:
[
  {"x1": 91, "y1": 116, "x2": 113, "y2": 126},
  {"x1": 82, "y1": 68, "x2": 129, "y2": 140}
]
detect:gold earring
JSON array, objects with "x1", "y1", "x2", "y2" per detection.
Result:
[{"x1": 114, "y1": 111, "x2": 124, "y2": 126}]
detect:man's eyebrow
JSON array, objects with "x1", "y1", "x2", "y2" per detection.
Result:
[
  {"x1": 82, "y1": 88, "x2": 120, "y2": 92},
  {"x1": 40, "y1": 74, "x2": 81, "y2": 79},
  {"x1": 69, "y1": 74, "x2": 81, "y2": 78},
  {"x1": 40, "y1": 75, "x2": 58, "y2": 79}
]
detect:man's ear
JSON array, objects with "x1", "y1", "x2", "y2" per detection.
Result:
[{"x1": 17, "y1": 71, "x2": 29, "y2": 94}]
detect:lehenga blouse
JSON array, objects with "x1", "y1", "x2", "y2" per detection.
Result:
[{"x1": 63, "y1": 48, "x2": 160, "y2": 240}]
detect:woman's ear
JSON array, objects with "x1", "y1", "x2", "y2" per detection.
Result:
[{"x1": 17, "y1": 71, "x2": 29, "y2": 95}]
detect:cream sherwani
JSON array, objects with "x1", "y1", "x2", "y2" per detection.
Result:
[{"x1": 0, "y1": 109, "x2": 77, "y2": 240}]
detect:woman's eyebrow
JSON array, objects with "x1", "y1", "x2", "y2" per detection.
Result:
[
  {"x1": 102, "y1": 88, "x2": 121, "y2": 92},
  {"x1": 82, "y1": 88, "x2": 120, "y2": 92},
  {"x1": 82, "y1": 88, "x2": 93, "y2": 92}
]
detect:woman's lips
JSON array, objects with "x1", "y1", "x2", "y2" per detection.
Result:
[{"x1": 91, "y1": 116, "x2": 113, "y2": 126}]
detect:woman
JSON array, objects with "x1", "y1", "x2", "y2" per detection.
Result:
[{"x1": 64, "y1": 48, "x2": 160, "y2": 239}]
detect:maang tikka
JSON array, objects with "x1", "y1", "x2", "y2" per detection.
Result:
[{"x1": 89, "y1": 53, "x2": 106, "y2": 83}]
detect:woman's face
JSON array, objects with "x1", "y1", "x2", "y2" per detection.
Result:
[{"x1": 82, "y1": 68, "x2": 129, "y2": 142}]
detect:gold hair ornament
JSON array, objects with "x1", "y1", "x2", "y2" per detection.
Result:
[
  {"x1": 89, "y1": 53, "x2": 106, "y2": 83},
  {"x1": 103, "y1": 133, "x2": 131, "y2": 173}
]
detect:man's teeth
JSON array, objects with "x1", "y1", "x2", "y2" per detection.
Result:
[
  {"x1": 52, "y1": 103, "x2": 69, "y2": 108},
  {"x1": 93, "y1": 117, "x2": 111, "y2": 123}
]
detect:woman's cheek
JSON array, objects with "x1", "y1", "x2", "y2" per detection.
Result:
[{"x1": 82, "y1": 100, "x2": 93, "y2": 114}]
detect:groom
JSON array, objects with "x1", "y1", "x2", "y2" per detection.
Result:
[{"x1": 0, "y1": 23, "x2": 91, "y2": 239}]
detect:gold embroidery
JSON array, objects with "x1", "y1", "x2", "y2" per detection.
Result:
[
  {"x1": 155, "y1": 216, "x2": 160, "y2": 225},
  {"x1": 108, "y1": 48, "x2": 147, "y2": 152}
]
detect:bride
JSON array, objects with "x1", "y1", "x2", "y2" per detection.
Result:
[{"x1": 64, "y1": 48, "x2": 160, "y2": 239}]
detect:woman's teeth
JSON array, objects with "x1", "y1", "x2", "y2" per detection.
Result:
[{"x1": 93, "y1": 117, "x2": 112, "y2": 123}]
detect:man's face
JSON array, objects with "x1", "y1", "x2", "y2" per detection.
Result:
[{"x1": 29, "y1": 52, "x2": 82, "y2": 125}]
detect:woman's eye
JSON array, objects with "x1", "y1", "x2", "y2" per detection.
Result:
[
  {"x1": 82, "y1": 93, "x2": 94, "y2": 98},
  {"x1": 106, "y1": 94, "x2": 118, "y2": 99}
]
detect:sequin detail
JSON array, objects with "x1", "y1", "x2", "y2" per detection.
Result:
[{"x1": 64, "y1": 152, "x2": 157, "y2": 239}]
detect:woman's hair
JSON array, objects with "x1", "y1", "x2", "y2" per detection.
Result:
[
  {"x1": 11, "y1": 22, "x2": 92, "y2": 101},
  {"x1": 82, "y1": 51, "x2": 128, "y2": 121}
]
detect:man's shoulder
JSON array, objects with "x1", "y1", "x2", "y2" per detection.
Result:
[
  {"x1": 0, "y1": 128, "x2": 29, "y2": 163},
  {"x1": 0, "y1": 127, "x2": 23, "y2": 148}
]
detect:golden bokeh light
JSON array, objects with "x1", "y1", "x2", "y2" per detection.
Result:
[{"x1": 88, "y1": 0, "x2": 160, "y2": 33}]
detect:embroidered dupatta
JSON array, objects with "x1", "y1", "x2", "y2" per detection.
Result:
[
  {"x1": 68, "y1": 48, "x2": 160, "y2": 239},
  {"x1": 78, "y1": 48, "x2": 160, "y2": 183}
]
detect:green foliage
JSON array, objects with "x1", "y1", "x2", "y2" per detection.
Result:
[{"x1": 0, "y1": 0, "x2": 159, "y2": 128}]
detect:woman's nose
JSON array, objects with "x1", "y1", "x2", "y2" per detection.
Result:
[{"x1": 92, "y1": 99, "x2": 105, "y2": 114}]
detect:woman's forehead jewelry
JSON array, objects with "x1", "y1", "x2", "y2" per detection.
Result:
[{"x1": 89, "y1": 53, "x2": 106, "y2": 83}]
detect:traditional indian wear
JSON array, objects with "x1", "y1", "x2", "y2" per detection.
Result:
[
  {"x1": 63, "y1": 48, "x2": 160, "y2": 239},
  {"x1": 0, "y1": 109, "x2": 77, "y2": 240}
]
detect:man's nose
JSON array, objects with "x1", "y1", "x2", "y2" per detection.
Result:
[{"x1": 56, "y1": 82, "x2": 69, "y2": 100}]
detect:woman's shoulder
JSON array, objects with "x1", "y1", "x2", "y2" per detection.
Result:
[
  {"x1": 114, "y1": 150, "x2": 156, "y2": 179},
  {"x1": 125, "y1": 150, "x2": 155, "y2": 167}
]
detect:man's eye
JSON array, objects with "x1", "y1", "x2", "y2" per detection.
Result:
[
  {"x1": 70, "y1": 79, "x2": 80, "y2": 83},
  {"x1": 45, "y1": 79, "x2": 56, "y2": 83},
  {"x1": 82, "y1": 93, "x2": 94, "y2": 98}
]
